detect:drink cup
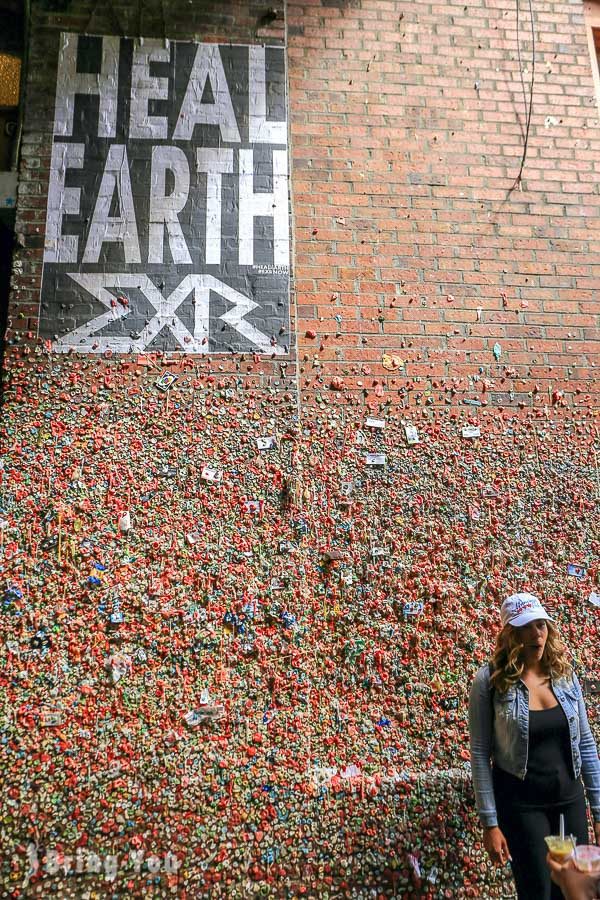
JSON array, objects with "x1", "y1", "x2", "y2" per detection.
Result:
[
  {"x1": 544, "y1": 835, "x2": 575, "y2": 862},
  {"x1": 571, "y1": 845, "x2": 600, "y2": 874}
]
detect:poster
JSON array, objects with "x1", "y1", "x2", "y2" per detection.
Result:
[{"x1": 40, "y1": 33, "x2": 290, "y2": 355}]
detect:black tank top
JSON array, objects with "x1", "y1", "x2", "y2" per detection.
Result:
[{"x1": 493, "y1": 704, "x2": 584, "y2": 807}]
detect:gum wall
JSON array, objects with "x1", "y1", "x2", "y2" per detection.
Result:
[{"x1": 0, "y1": 0, "x2": 599, "y2": 897}]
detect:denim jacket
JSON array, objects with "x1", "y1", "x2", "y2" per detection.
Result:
[{"x1": 468, "y1": 665, "x2": 600, "y2": 828}]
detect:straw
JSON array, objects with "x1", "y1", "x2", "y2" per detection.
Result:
[
  {"x1": 570, "y1": 834, "x2": 576, "y2": 853},
  {"x1": 559, "y1": 814, "x2": 565, "y2": 841}
]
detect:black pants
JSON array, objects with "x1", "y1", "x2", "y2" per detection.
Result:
[{"x1": 497, "y1": 791, "x2": 589, "y2": 900}]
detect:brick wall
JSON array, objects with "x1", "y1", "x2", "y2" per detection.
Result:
[
  {"x1": 288, "y1": 0, "x2": 600, "y2": 409},
  {"x1": 7, "y1": 0, "x2": 599, "y2": 408}
]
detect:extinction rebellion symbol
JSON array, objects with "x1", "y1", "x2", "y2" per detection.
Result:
[{"x1": 40, "y1": 34, "x2": 290, "y2": 355}]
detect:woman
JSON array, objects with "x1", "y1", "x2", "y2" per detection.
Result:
[{"x1": 468, "y1": 591, "x2": 600, "y2": 900}]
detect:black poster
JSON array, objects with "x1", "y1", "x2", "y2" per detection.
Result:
[{"x1": 40, "y1": 33, "x2": 290, "y2": 355}]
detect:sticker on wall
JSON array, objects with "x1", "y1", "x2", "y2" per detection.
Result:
[
  {"x1": 365, "y1": 453, "x2": 386, "y2": 466},
  {"x1": 40, "y1": 33, "x2": 290, "y2": 355},
  {"x1": 256, "y1": 436, "x2": 277, "y2": 450},
  {"x1": 404, "y1": 425, "x2": 420, "y2": 445},
  {"x1": 365, "y1": 417, "x2": 385, "y2": 430},
  {"x1": 201, "y1": 465, "x2": 223, "y2": 483}
]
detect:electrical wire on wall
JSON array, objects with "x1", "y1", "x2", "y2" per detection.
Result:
[{"x1": 512, "y1": 0, "x2": 536, "y2": 189}]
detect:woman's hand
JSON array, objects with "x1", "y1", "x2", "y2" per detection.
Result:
[
  {"x1": 483, "y1": 826, "x2": 511, "y2": 866},
  {"x1": 594, "y1": 821, "x2": 600, "y2": 846}
]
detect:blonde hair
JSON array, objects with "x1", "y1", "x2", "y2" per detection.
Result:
[{"x1": 490, "y1": 620, "x2": 572, "y2": 694}]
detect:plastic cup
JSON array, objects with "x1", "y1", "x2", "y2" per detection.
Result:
[
  {"x1": 544, "y1": 835, "x2": 575, "y2": 862},
  {"x1": 572, "y1": 845, "x2": 600, "y2": 874}
]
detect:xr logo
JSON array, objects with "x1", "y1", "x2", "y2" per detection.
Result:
[{"x1": 51, "y1": 273, "x2": 286, "y2": 355}]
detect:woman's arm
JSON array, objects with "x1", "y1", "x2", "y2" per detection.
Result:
[
  {"x1": 469, "y1": 666, "x2": 511, "y2": 865},
  {"x1": 573, "y1": 672, "x2": 600, "y2": 827},
  {"x1": 468, "y1": 665, "x2": 498, "y2": 827}
]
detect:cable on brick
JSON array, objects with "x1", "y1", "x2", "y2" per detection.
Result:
[{"x1": 512, "y1": 0, "x2": 536, "y2": 190}]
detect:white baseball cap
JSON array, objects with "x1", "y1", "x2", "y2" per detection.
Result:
[{"x1": 500, "y1": 592, "x2": 551, "y2": 628}]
